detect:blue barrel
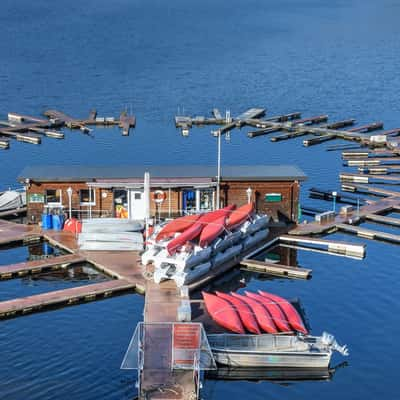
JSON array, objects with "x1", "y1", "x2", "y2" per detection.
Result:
[
  {"x1": 41, "y1": 214, "x2": 53, "y2": 230},
  {"x1": 52, "y1": 214, "x2": 64, "y2": 231}
]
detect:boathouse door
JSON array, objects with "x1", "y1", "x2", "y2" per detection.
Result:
[{"x1": 128, "y1": 190, "x2": 146, "y2": 220}]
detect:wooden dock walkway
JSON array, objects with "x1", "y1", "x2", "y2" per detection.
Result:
[
  {"x1": 176, "y1": 106, "x2": 400, "y2": 158},
  {"x1": 0, "y1": 254, "x2": 86, "y2": 280},
  {"x1": 1, "y1": 108, "x2": 136, "y2": 150},
  {"x1": 336, "y1": 223, "x2": 400, "y2": 244},
  {"x1": 365, "y1": 214, "x2": 400, "y2": 227},
  {"x1": 240, "y1": 259, "x2": 311, "y2": 279},
  {"x1": 0, "y1": 223, "x2": 146, "y2": 318},
  {"x1": 0, "y1": 279, "x2": 135, "y2": 318},
  {"x1": 141, "y1": 273, "x2": 197, "y2": 399},
  {"x1": 279, "y1": 234, "x2": 366, "y2": 257},
  {"x1": 290, "y1": 196, "x2": 400, "y2": 236}
]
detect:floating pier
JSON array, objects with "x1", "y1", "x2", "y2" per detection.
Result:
[
  {"x1": 336, "y1": 223, "x2": 400, "y2": 244},
  {"x1": 0, "y1": 280, "x2": 135, "y2": 319},
  {"x1": 177, "y1": 107, "x2": 400, "y2": 157},
  {"x1": 0, "y1": 254, "x2": 86, "y2": 280},
  {"x1": 279, "y1": 235, "x2": 366, "y2": 258},
  {"x1": 240, "y1": 259, "x2": 312, "y2": 279},
  {"x1": 0, "y1": 108, "x2": 136, "y2": 150}
]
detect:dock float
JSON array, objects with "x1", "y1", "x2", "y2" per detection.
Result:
[
  {"x1": 0, "y1": 138, "x2": 9, "y2": 149},
  {"x1": 240, "y1": 259, "x2": 311, "y2": 279},
  {"x1": 364, "y1": 214, "x2": 400, "y2": 227},
  {"x1": 0, "y1": 254, "x2": 86, "y2": 280},
  {"x1": 279, "y1": 235, "x2": 366, "y2": 258},
  {"x1": 340, "y1": 172, "x2": 400, "y2": 183},
  {"x1": 0, "y1": 279, "x2": 136, "y2": 319},
  {"x1": 336, "y1": 223, "x2": 400, "y2": 244},
  {"x1": 341, "y1": 183, "x2": 400, "y2": 198}
]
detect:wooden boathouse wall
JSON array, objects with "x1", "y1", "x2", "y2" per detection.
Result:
[
  {"x1": 25, "y1": 183, "x2": 114, "y2": 223},
  {"x1": 25, "y1": 180, "x2": 301, "y2": 223},
  {"x1": 19, "y1": 165, "x2": 306, "y2": 223},
  {"x1": 222, "y1": 180, "x2": 300, "y2": 222}
]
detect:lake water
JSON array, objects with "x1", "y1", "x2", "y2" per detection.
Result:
[{"x1": 1, "y1": 0, "x2": 400, "y2": 399}]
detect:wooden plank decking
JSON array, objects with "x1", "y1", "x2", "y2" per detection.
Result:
[
  {"x1": 240, "y1": 259, "x2": 311, "y2": 279},
  {"x1": 0, "y1": 254, "x2": 86, "y2": 279},
  {"x1": 290, "y1": 196, "x2": 400, "y2": 236},
  {"x1": 0, "y1": 279, "x2": 135, "y2": 318}
]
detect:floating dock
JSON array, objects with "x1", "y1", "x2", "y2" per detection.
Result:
[
  {"x1": 176, "y1": 107, "x2": 400, "y2": 157},
  {"x1": 0, "y1": 109, "x2": 136, "y2": 150}
]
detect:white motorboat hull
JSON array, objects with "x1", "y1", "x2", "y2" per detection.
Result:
[
  {"x1": 211, "y1": 348, "x2": 331, "y2": 368},
  {"x1": 208, "y1": 333, "x2": 348, "y2": 369}
]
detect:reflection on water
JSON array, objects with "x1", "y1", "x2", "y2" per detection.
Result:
[
  {"x1": 252, "y1": 245, "x2": 299, "y2": 267},
  {"x1": 0, "y1": 263, "x2": 109, "y2": 302},
  {"x1": 0, "y1": 240, "x2": 67, "y2": 266},
  {"x1": 25, "y1": 263, "x2": 108, "y2": 283}
]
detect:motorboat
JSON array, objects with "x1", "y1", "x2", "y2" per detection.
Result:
[{"x1": 207, "y1": 332, "x2": 348, "y2": 368}]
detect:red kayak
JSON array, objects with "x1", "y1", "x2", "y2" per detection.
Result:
[
  {"x1": 245, "y1": 291, "x2": 291, "y2": 332},
  {"x1": 226, "y1": 203, "x2": 254, "y2": 229},
  {"x1": 167, "y1": 205, "x2": 236, "y2": 255},
  {"x1": 216, "y1": 291, "x2": 261, "y2": 334},
  {"x1": 156, "y1": 214, "x2": 200, "y2": 241},
  {"x1": 258, "y1": 290, "x2": 308, "y2": 334},
  {"x1": 202, "y1": 292, "x2": 245, "y2": 334},
  {"x1": 231, "y1": 292, "x2": 278, "y2": 334},
  {"x1": 199, "y1": 215, "x2": 227, "y2": 248}
]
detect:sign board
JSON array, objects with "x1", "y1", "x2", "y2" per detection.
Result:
[
  {"x1": 265, "y1": 193, "x2": 282, "y2": 203},
  {"x1": 29, "y1": 193, "x2": 44, "y2": 203},
  {"x1": 172, "y1": 323, "x2": 201, "y2": 369}
]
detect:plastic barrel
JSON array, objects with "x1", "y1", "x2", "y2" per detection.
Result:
[
  {"x1": 52, "y1": 215, "x2": 63, "y2": 231},
  {"x1": 41, "y1": 214, "x2": 53, "y2": 230}
]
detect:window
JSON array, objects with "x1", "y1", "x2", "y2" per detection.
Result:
[
  {"x1": 200, "y1": 189, "x2": 213, "y2": 210},
  {"x1": 134, "y1": 193, "x2": 142, "y2": 200},
  {"x1": 45, "y1": 189, "x2": 62, "y2": 205},
  {"x1": 80, "y1": 188, "x2": 96, "y2": 205}
]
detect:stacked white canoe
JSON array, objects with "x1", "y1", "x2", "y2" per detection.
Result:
[
  {"x1": 141, "y1": 203, "x2": 270, "y2": 287},
  {"x1": 78, "y1": 218, "x2": 144, "y2": 251}
]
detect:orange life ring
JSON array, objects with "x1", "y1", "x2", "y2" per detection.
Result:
[{"x1": 152, "y1": 190, "x2": 166, "y2": 204}]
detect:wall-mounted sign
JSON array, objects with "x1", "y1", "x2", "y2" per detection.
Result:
[
  {"x1": 265, "y1": 193, "x2": 282, "y2": 203},
  {"x1": 28, "y1": 193, "x2": 44, "y2": 203}
]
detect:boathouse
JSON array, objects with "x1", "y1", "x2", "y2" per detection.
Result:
[{"x1": 18, "y1": 165, "x2": 306, "y2": 223}]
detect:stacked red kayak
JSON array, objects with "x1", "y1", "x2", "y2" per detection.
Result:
[
  {"x1": 202, "y1": 289, "x2": 308, "y2": 335},
  {"x1": 166, "y1": 205, "x2": 236, "y2": 255}
]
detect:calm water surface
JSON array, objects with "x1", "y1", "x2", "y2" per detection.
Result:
[{"x1": 1, "y1": 0, "x2": 400, "y2": 399}]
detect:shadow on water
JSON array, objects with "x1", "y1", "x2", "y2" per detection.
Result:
[{"x1": 206, "y1": 361, "x2": 349, "y2": 384}]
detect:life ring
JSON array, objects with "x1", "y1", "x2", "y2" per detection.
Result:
[{"x1": 153, "y1": 190, "x2": 166, "y2": 204}]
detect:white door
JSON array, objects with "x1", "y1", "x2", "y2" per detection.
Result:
[{"x1": 128, "y1": 190, "x2": 145, "y2": 220}]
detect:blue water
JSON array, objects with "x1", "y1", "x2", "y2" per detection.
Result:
[
  {"x1": 1, "y1": 0, "x2": 400, "y2": 399},
  {"x1": 0, "y1": 263, "x2": 109, "y2": 302},
  {"x1": 0, "y1": 241, "x2": 67, "y2": 266}
]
